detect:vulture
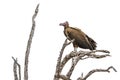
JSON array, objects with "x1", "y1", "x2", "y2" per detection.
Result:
[{"x1": 59, "y1": 21, "x2": 97, "y2": 51}]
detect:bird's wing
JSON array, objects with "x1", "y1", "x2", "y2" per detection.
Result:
[
  {"x1": 67, "y1": 27, "x2": 96, "y2": 50},
  {"x1": 85, "y1": 35, "x2": 97, "y2": 50}
]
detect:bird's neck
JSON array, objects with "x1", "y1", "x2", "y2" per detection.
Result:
[{"x1": 64, "y1": 26, "x2": 69, "y2": 29}]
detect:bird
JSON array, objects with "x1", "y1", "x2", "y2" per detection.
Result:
[{"x1": 59, "y1": 21, "x2": 97, "y2": 52}]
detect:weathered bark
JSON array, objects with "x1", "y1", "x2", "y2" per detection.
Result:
[
  {"x1": 12, "y1": 57, "x2": 21, "y2": 80},
  {"x1": 12, "y1": 4, "x2": 39, "y2": 80},
  {"x1": 24, "y1": 4, "x2": 39, "y2": 80},
  {"x1": 53, "y1": 39, "x2": 116, "y2": 80},
  {"x1": 54, "y1": 39, "x2": 74, "y2": 80},
  {"x1": 77, "y1": 66, "x2": 117, "y2": 80}
]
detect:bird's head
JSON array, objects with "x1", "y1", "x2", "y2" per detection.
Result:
[{"x1": 59, "y1": 21, "x2": 69, "y2": 28}]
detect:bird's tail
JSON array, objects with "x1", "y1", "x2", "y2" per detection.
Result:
[{"x1": 86, "y1": 35, "x2": 97, "y2": 50}]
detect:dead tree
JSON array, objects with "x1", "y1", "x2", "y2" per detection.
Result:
[
  {"x1": 12, "y1": 4, "x2": 39, "y2": 80},
  {"x1": 53, "y1": 39, "x2": 117, "y2": 80}
]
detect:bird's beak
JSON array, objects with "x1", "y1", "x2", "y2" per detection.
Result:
[
  {"x1": 59, "y1": 23, "x2": 63, "y2": 26},
  {"x1": 59, "y1": 23, "x2": 65, "y2": 26}
]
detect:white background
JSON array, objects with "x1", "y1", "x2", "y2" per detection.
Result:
[{"x1": 0, "y1": 0, "x2": 120, "y2": 80}]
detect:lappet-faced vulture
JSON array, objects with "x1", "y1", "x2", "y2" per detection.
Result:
[{"x1": 59, "y1": 21, "x2": 97, "y2": 51}]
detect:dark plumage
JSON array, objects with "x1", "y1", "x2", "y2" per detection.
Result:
[{"x1": 59, "y1": 21, "x2": 97, "y2": 51}]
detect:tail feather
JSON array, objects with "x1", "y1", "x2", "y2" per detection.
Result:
[{"x1": 86, "y1": 35, "x2": 97, "y2": 50}]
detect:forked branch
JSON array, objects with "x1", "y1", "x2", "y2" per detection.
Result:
[
  {"x1": 12, "y1": 57, "x2": 21, "y2": 80},
  {"x1": 77, "y1": 66, "x2": 117, "y2": 80},
  {"x1": 12, "y1": 4, "x2": 39, "y2": 80},
  {"x1": 54, "y1": 39, "x2": 74, "y2": 80},
  {"x1": 54, "y1": 39, "x2": 116, "y2": 80}
]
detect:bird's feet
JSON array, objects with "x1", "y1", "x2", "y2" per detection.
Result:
[{"x1": 72, "y1": 50, "x2": 77, "y2": 53}]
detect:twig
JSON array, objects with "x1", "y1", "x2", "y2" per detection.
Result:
[
  {"x1": 13, "y1": 58, "x2": 18, "y2": 80},
  {"x1": 12, "y1": 57, "x2": 21, "y2": 80},
  {"x1": 77, "y1": 66, "x2": 117, "y2": 80},
  {"x1": 24, "y1": 4, "x2": 39, "y2": 80}
]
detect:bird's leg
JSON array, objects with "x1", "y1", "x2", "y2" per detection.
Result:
[
  {"x1": 74, "y1": 47, "x2": 78, "y2": 52},
  {"x1": 72, "y1": 47, "x2": 78, "y2": 65}
]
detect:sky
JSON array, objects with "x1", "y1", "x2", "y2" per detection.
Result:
[{"x1": 0, "y1": 0, "x2": 120, "y2": 80}]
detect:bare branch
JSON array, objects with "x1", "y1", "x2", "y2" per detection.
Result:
[
  {"x1": 13, "y1": 57, "x2": 18, "y2": 80},
  {"x1": 77, "y1": 66, "x2": 117, "y2": 80},
  {"x1": 24, "y1": 4, "x2": 39, "y2": 80},
  {"x1": 12, "y1": 57, "x2": 21, "y2": 80},
  {"x1": 59, "y1": 75, "x2": 70, "y2": 80},
  {"x1": 66, "y1": 61, "x2": 77, "y2": 78},
  {"x1": 61, "y1": 50, "x2": 110, "y2": 69},
  {"x1": 54, "y1": 39, "x2": 74, "y2": 80},
  {"x1": 92, "y1": 50, "x2": 110, "y2": 53},
  {"x1": 54, "y1": 38, "x2": 116, "y2": 80},
  {"x1": 60, "y1": 51, "x2": 77, "y2": 73},
  {"x1": 60, "y1": 50, "x2": 110, "y2": 79},
  {"x1": 107, "y1": 66, "x2": 117, "y2": 72}
]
